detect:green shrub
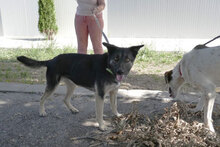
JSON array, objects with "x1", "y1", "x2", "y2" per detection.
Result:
[{"x1": 38, "y1": 0, "x2": 58, "y2": 40}]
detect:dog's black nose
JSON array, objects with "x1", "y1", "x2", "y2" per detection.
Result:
[
  {"x1": 169, "y1": 87, "x2": 172, "y2": 93},
  {"x1": 169, "y1": 87, "x2": 173, "y2": 97},
  {"x1": 117, "y1": 70, "x2": 124, "y2": 75}
]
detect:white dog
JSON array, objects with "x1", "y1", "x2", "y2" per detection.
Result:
[{"x1": 164, "y1": 36, "x2": 220, "y2": 133}]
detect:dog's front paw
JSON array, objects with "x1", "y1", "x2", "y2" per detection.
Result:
[
  {"x1": 205, "y1": 124, "x2": 216, "y2": 134},
  {"x1": 97, "y1": 120, "x2": 108, "y2": 131},
  {"x1": 99, "y1": 124, "x2": 107, "y2": 131},
  {"x1": 70, "y1": 108, "x2": 79, "y2": 114},
  {"x1": 116, "y1": 113, "x2": 122, "y2": 117},
  {"x1": 39, "y1": 111, "x2": 47, "y2": 117}
]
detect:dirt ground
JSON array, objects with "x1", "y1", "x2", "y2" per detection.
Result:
[{"x1": 121, "y1": 64, "x2": 175, "y2": 91}]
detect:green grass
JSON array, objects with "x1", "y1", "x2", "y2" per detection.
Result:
[
  {"x1": 136, "y1": 46, "x2": 183, "y2": 65},
  {"x1": 0, "y1": 46, "x2": 77, "y2": 61},
  {"x1": 0, "y1": 44, "x2": 78, "y2": 83},
  {"x1": 0, "y1": 45, "x2": 183, "y2": 84}
]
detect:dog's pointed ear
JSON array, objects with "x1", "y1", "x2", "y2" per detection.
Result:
[
  {"x1": 103, "y1": 42, "x2": 118, "y2": 54},
  {"x1": 129, "y1": 45, "x2": 144, "y2": 57}
]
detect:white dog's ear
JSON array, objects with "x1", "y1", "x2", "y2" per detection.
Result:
[{"x1": 164, "y1": 70, "x2": 173, "y2": 84}]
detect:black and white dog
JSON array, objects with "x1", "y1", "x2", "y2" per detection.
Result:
[
  {"x1": 164, "y1": 36, "x2": 220, "y2": 132},
  {"x1": 17, "y1": 43, "x2": 144, "y2": 130}
]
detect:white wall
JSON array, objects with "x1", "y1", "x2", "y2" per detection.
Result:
[
  {"x1": 0, "y1": 0, "x2": 220, "y2": 39},
  {"x1": 54, "y1": 0, "x2": 76, "y2": 38},
  {"x1": 0, "y1": 0, "x2": 78, "y2": 38},
  {"x1": 0, "y1": 0, "x2": 40, "y2": 37},
  {"x1": 0, "y1": 8, "x2": 3, "y2": 36},
  {"x1": 108, "y1": 0, "x2": 220, "y2": 39}
]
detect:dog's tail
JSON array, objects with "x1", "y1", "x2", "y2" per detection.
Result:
[{"x1": 17, "y1": 56, "x2": 48, "y2": 68}]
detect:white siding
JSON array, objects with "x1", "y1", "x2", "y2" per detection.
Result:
[
  {"x1": 108, "y1": 0, "x2": 220, "y2": 38},
  {"x1": 0, "y1": 0, "x2": 220, "y2": 39},
  {"x1": 0, "y1": 0, "x2": 40, "y2": 37},
  {"x1": 54, "y1": 0, "x2": 77, "y2": 38},
  {"x1": 0, "y1": 8, "x2": 3, "y2": 36},
  {"x1": 0, "y1": 0, "x2": 78, "y2": 38}
]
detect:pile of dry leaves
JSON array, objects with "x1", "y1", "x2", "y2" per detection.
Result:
[
  {"x1": 72, "y1": 101, "x2": 220, "y2": 146},
  {"x1": 107, "y1": 101, "x2": 220, "y2": 146}
]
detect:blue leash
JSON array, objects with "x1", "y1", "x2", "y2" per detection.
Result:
[{"x1": 93, "y1": 14, "x2": 109, "y2": 43}]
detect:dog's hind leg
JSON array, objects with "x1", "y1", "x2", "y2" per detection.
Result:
[
  {"x1": 203, "y1": 87, "x2": 216, "y2": 132},
  {"x1": 197, "y1": 80, "x2": 216, "y2": 132},
  {"x1": 62, "y1": 78, "x2": 79, "y2": 114},
  {"x1": 40, "y1": 86, "x2": 57, "y2": 116},
  {"x1": 40, "y1": 73, "x2": 60, "y2": 116},
  {"x1": 109, "y1": 89, "x2": 121, "y2": 117},
  {"x1": 190, "y1": 72, "x2": 216, "y2": 132}
]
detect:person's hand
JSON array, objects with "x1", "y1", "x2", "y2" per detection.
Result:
[
  {"x1": 93, "y1": 0, "x2": 105, "y2": 15},
  {"x1": 93, "y1": 6, "x2": 102, "y2": 14}
]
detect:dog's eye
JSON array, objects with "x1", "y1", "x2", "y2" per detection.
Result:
[
  {"x1": 114, "y1": 57, "x2": 119, "y2": 62},
  {"x1": 125, "y1": 58, "x2": 130, "y2": 62}
]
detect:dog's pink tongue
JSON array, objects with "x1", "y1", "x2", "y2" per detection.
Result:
[{"x1": 116, "y1": 75, "x2": 124, "y2": 82}]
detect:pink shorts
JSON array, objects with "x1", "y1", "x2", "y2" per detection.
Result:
[{"x1": 75, "y1": 13, "x2": 104, "y2": 54}]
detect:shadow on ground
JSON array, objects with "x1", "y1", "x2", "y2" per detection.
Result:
[{"x1": 122, "y1": 71, "x2": 166, "y2": 91}]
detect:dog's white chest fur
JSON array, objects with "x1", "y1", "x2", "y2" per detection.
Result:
[{"x1": 103, "y1": 82, "x2": 120, "y2": 97}]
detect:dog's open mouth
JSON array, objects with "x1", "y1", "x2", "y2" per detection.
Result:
[{"x1": 116, "y1": 75, "x2": 125, "y2": 82}]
